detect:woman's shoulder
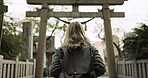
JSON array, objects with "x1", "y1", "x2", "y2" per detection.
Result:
[
  {"x1": 55, "y1": 47, "x2": 67, "y2": 53},
  {"x1": 84, "y1": 45, "x2": 98, "y2": 52},
  {"x1": 81, "y1": 45, "x2": 97, "y2": 51},
  {"x1": 54, "y1": 47, "x2": 63, "y2": 54},
  {"x1": 83, "y1": 45, "x2": 96, "y2": 48}
]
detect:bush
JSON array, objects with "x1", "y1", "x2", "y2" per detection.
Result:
[
  {"x1": 121, "y1": 24, "x2": 148, "y2": 60},
  {"x1": 0, "y1": 34, "x2": 22, "y2": 59},
  {"x1": 0, "y1": 16, "x2": 23, "y2": 59}
]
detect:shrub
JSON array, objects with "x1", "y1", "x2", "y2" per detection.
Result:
[{"x1": 122, "y1": 24, "x2": 148, "y2": 60}]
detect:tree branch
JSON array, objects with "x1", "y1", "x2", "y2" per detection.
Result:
[{"x1": 47, "y1": 25, "x2": 58, "y2": 40}]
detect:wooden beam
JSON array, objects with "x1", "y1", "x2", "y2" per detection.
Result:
[
  {"x1": 27, "y1": 0, "x2": 125, "y2": 5},
  {"x1": 0, "y1": 5, "x2": 8, "y2": 13},
  {"x1": 26, "y1": 11, "x2": 40, "y2": 17},
  {"x1": 26, "y1": 11, "x2": 124, "y2": 18}
]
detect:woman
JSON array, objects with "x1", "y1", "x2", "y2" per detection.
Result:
[{"x1": 49, "y1": 21, "x2": 106, "y2": 78}]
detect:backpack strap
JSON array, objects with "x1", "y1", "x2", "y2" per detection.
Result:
[
  {"x1": 58, "y1": 48, "x2": 73, "y2": 78},
  {"x1": 89, "y1": 45, "x2": 94, "y2": 72},
  {"x1": 59, "y1": 48, "x2": 64, "y2": 59},
  {"x1": 89, "y1": 45, "x2": 94, "y2": 57}
]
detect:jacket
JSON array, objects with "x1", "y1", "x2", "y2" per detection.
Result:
[{"x1": 49, "y1": 45, "x2": 106, "y2": 78}]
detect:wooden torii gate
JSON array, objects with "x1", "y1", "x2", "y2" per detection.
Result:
[
  {"x1": 0, "y1": 0, "x2": 7, "y2": 48},
  {"x1": 26, "y1": 0, "x2": 126, "y2": 78}
]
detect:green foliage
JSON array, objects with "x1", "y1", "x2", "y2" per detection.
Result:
[
  {"x1": 0, "y1": 16, "x2": 23, "y2": 59},
  {"x1": 0, "y1": 34, "x2": 22, "y2": 59},
  {"x1": 121, "y1": 24, "x2": 148, "y2": 60}
]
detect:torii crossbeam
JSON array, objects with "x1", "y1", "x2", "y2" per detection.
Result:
[
  {"x1": 26, "y1": 0, "x2": 127, "y2": 78},
  {"x1": 27, "y1": 0, "x2": 124, "y2": 5},
  {"x1": 26, "y1": 10, "x2": 124, "y2": 18}
]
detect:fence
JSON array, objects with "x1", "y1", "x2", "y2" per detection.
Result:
[
  {"x1": 0, "y1": 55, "x2": 36, "y2": 78},
  {"x1": 116, "y1": 59, "x2": 148, "y2": 78}
]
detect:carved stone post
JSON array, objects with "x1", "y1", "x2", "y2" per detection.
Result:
[{"x1": 22, "y1": 22, "x2": 33, "y2": 60}]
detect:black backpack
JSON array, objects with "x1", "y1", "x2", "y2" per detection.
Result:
[{"x1": 58, "y1": 46, "x2": 96, "y2": 78}]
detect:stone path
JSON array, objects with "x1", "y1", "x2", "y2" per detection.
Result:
[
  {"x1": 44, "y1": 75, "x2": 109, "y2": 78},
  {"x1": 98, "y1": 76, "x2": 109, "y2": 78}
]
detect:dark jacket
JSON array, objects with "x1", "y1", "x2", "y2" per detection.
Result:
[{"x1": 49, "y1": 46, "x2": 106, "y2": 78}]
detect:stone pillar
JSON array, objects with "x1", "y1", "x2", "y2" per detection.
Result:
[{"x1": 22, "y1": 22, "x2": 33, "y2": 60}]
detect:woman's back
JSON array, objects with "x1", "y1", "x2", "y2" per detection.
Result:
[
  {"x1": 49, "y1": 21, "x2": 106, "y2": 78},
  {"x1": 61, "y1": 46, "x2": 92, "y2": 74},
  {"x1": 50, "y1": 45, "x2": 106, "y2": 78}
]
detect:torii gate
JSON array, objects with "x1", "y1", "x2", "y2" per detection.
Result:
[{"x1": 26, "y1": 0, "x2": 127, "y2": 78}]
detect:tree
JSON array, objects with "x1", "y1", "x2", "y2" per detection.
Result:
[
  {"x1": 0, "y1": 16, "x2": 23, "y2": 59},
  {"x1": 121, "y1": 24, "x2": 148, "y2": 60},
  {"x1": 95, "y1": 21, "x2": 124, "y2": 57}
]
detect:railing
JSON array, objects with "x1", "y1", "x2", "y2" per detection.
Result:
[
  {"x1": 116, "y1": 59, "x2": 148, "y2": 78},
  {"x1": 0, "y1": 55, "x2": 36, "y2": 78}
]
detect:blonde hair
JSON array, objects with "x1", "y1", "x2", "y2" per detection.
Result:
[{"x1": 62, "y1": 21, "x2": 90, "y2": 49}]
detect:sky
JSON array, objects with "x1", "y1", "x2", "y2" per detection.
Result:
[
  {"x1": 4, "y1": 0, "x2": 148, "y2": 21},
  {"x1": 4, "y1": 0, "x2": 148, "y2": 47}
]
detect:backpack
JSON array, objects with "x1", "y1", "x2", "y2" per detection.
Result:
[{"x1": 58, "y1": 46, "x2": 96, "y2": 78}]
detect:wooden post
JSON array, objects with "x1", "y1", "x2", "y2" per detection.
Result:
[
  {"x1": 0, "y1": 55, "x2": 3, "y2": 78},
  {"x1": 0, "y1": 14, "x2": 3, "y2": 49},
  {"x1": 0, "y1": 0, "x2": 7, "y2": 48},
  {"x1": 3, "y1": 63, "x2": 6, "y2": 78},
  {"x1": 0, "y1": 0, "x2": 4, "y2": 48},
  {"x1": 123, "y1": 59, "x2": 126, "y2": 77},
  {"x1": 142, "y1": 63, "x2": 146, "y2": 78},
  {"x1": 29, "y1": 59, "x2": 36, "y2": 78},
  {"x1": 146, "y1": 62, "x2": 148, "y2": 77},
  {"x1": 7, "y1": 64, "x2": 10, "y2": 78},
  {"x1": 102, "y1": 4, "x2": 117, "y2": 78},
  {"x1": 26, "y1": 60, "x2": 29, "y2": 76},
  {"x1": 22, "y1": 22, "x2": 33, "y2": 60},
  {"x1": 10, "y1": 63, "x2": 14, "y2": 78},
  {"x1": 35, "y1": 3, "x2": 49, "y2": 78},
  {"x1": 14, "y1": 58, "x2": 19, "y2": 78},
  {"x1": 33, "y1": 59, "x2": 36, "y2": 78},
  {"x1": 134, "y1": 60, "x2": 138, "y2": 78}
]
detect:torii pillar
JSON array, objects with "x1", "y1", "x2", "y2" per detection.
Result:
[
  {"x1": 0, "y1": 0, "x2": 7, "y2": 48},
  {"x1": 26, "y1": 0, "x2": 127, "y2": 78},
  {"x1": 35, "y1": 3, "x2": 49, "y2": 78},
  {"x1": 102, "y1": 4, "x2": 117, "y2": 78}
]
